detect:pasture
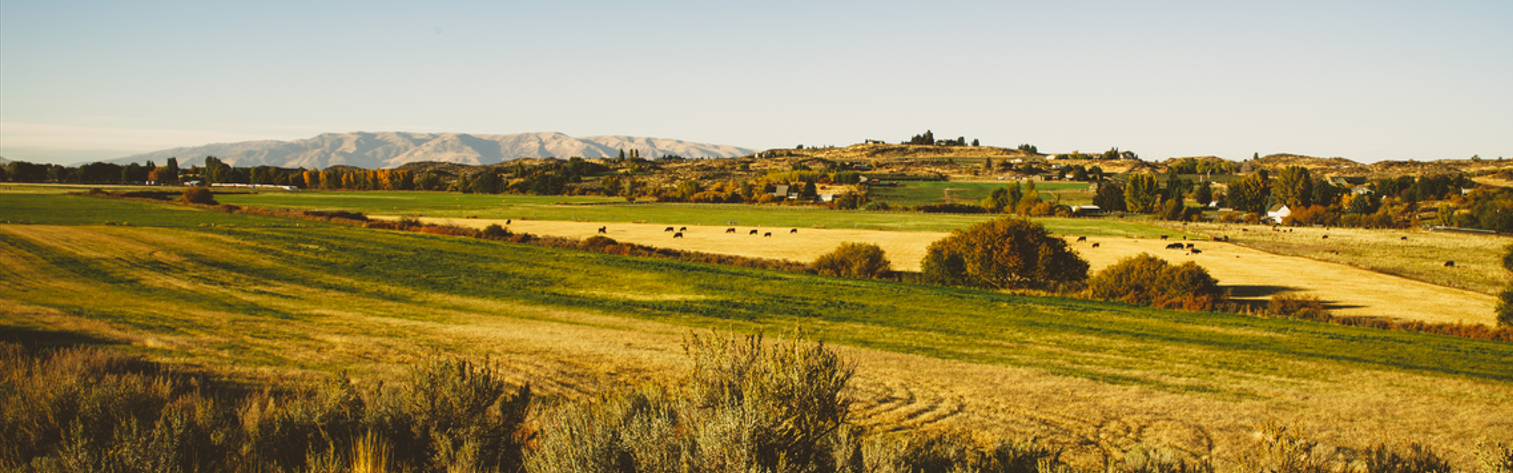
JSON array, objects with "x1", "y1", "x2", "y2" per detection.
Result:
[
  {"x1": 2, "y1": 192, "x2": 1509, "y2": 468},
  {"x1": 406, "y1": 217, "x2": 1496, "y2": 325}
]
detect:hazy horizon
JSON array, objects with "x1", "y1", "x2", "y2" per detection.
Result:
[{"x1": 3, "y1": 1, "x2": 1509, "y2": 165}]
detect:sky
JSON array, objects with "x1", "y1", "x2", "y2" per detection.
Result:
[{"x1": 2, "y1": 0, "x2": 1510, "y2": 165}]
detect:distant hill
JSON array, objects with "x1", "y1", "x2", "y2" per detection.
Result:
[
  {"x1": 0, "y1": 156, "x2": 10, "y2": 164},
  {"x1": 109, "y1": 132, "x2": 759, "y2": 169}
]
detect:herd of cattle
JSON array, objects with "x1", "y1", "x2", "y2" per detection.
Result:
[{"x1": 591, "y1": 225, "x2": 800, "y2": 239}]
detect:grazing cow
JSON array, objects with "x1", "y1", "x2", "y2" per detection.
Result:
[
  {"x1": 764, "y1": 232, "x2": 772, "y2": 237},
  {"x1": 679, "y1": 226, "x2": 688, "y2": 232},
  {"x1": 726, "y1": 227, "x2": 736, "y2": 233},
  {"x1": 665, "y1": 227, "x2": 675, "y2": 232},
  {"x1": 1445, "y1": 261, "x2": 1455, "y2": 267},
  {"x1": 673, "y1": 232, "x2": 683, "y2": 238},
  {"x1": 1076, "y1": 236, "x2": 1087, "y2": 242},
  {"x1": 597, "y1": 226, "x2": 606, "y2": 234},
  {"x1": 1322, "y1": 235, "x2": 1328, "y2": 239},
  {"x1": 1186, "y1": 243, "x2": 1195, "y2": 249},
  {"x1": 1182, "y1": 236, "x2": 1188, "y2": 240},
  {"x1": 1091, "y1": 243, "x2": 1100, "y2": 248},
  {"x1": 790, "y1": 228, "x2": 798, "y2": 234},
  {"x1": 1401, "y1": 236, "x2": 1408, "y2": 241},
  {"x1": 506, "y1": 219, "x2": 512, "y2": 225},
  {"x1": 1160, "y1": 235, "x2": 1169, "y2": 240},
  {"x1": 1166, "y1": 243, "x2": 1185, "y2": 250},
  {"x1": 749, "y1": 229, "x2": 759, "y2": 235},
  {"x1": 1190, "y1": 249, "x2": 1202, "y2": 255}
]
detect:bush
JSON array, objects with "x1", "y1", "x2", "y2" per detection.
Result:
[
  {"x1": 1087, "y1": 254, "x2": 1225, "y2": 311},
  {"x1": 921, "y1": 218, "x2": 1089, "y2": 291},
  {"x1": 1267, "y1": 293, "x2": 1331, "y2": 321},
  {"x1": 181, "y1": 187, "x2": 216, "y2": 205},
  {"x1": 812, "y1": 242, "x2": 892, "y2": 279}
]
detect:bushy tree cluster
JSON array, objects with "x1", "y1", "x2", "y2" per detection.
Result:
[
  {"x1": 811, "y1": 242, "x2": 891, "y2": 279},
  {"x1": 1087, "y1": 253, "x2": 1225, "y2": 311},
  {"x1": 920, "y1": 218, "x2": 1089, "y2": 291}
]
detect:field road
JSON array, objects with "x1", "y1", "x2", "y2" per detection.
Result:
[{"x1": 380, "y1": 217, "x2": 1496, "y2": 326}]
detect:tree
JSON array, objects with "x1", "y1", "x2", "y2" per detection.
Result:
[
  {"x1": 182, "y1": 187, "x2": 216, "y2": 204},
  {"x1": 1228, "y1": 173, "x2": 1271, "y2": 213},
  {"x1": 981, "y1": 187, "x2": 1011, "y2": 213},
  {"x1": 1088, "y1": 253, "x2": 1224, "y2": 310},
  {"x1": 1274, "y1": 166, "x2": 1313, "y2": 208},
  {"x1": 971, "y1": 138, "x2": 980, "y2": 146},
  {"x1": 1093, "y1": 181, "x2": 1126, "y2": 212},
  {"x1": 920, "y1": 218, "x2": 1089, "y2": 291},
  {"x1": 812, "y1": 242, "x2": 891, "y2": 279},
  {"x1": 1195, "y1": 181, "x2": 1214, "y2": 206},
  {"x1": 1124, "y1": 174, "x2": 1160, "y2": 213}
]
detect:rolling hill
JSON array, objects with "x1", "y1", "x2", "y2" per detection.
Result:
[{"x1": 109, "y1": 131, "x2": 759, "y2": 169}]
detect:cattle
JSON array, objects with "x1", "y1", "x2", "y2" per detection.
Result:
[
  {"x1": 749, "y1": 229, "x2": 759, "y2": 235},
  {"x1": 597, "y1": 226, "x2": 606, "y2": 234},
  {"x1": 1160, "y1": 235, "x2": 1169, "y2": 240},
  {"x1": 673, "y1": 232, "x2": 683, "y2": 238},
  {"x1": 1186, "y1": 243, "x2": 1195, "y2": 249},
  {"x1": 1190, "y1": 249, "x2": 1202, "y2": 255},
  {"x1": 506, "y1": 219, "x2": 512, "y2": 225},
  {"x1": 1166, "y1": 243, "x2": 1185, "y2": 250},
  {"x1": 764, "y1": 232, "x2": 772, "y2": 237},
  {"x1": 1182, "y1": 236, "x2": 1187, "y2": 240},
  {"x1": 1091, "y1": 243, "x2": 1100, "y2": 248},
  {"x1": 1322, "y1": 235, "x2": 1328, "y2": 239},
  {"x1": 1401, "y1": 236, "x2": 1408, "y2": 241},
  {"x1": 1445, "y1": 261, "x2": 1455, "y2": 267},
  {"x1": 679, "y1": 226, "x2": 688, "y2": 232},
  {"x1": 726, "y1": 228, "x2": 736, "y2": 233},
  {"x1": 665, "y1": 227, "x2": 675, "y2": 232},
  {"x1": 1076, "y1": 236, "x2": 1087, "y2": 242},
  {"x1": 790, "y1": 229, "x2": 798, "y2": 234}
]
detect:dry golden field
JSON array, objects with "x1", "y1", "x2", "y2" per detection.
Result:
[{"x1": 393, "y1": 217, "x2": 1497, "y2": 326}]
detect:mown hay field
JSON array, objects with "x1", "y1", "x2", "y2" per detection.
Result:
[{"x1": 405, "y1": 217, "x2": 1496, "y2": 325}]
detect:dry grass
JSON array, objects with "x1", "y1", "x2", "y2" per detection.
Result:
[{"x1": 399, "y1": 217, "x2": 1497, "y2": 325}]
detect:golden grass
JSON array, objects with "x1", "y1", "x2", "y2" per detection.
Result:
[
  {"x1": 390, "y1": 216, "x2": 1497, "y2": 326},
  {"x1": 2, "y1": 223, "x2": 1509, "y2": 470}
]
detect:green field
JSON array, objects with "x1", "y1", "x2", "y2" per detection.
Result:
[
  {"x1": 2, "y1": 191, "x2": 1510, "y2": 465},
  {"x1": 208, "y1": 188, "x2": 1174, "y2": 238},
  {"x1": 867, "y1": 181, "x2": 1092, "y2": 207}
]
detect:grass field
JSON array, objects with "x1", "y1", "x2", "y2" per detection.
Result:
[
  {"x1": 867, "y1": 181, "x2": 1092, "y2": 207},
  {"x1": 210, "y1": 188, "x2": 1167, "y2": 237},
  {"x1": 1, "y1": 192, "x2": 1510, "y2": 468}
]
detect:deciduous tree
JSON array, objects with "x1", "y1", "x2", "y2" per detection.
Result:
[{"x1": 920, "y1": 218, "x2": 1089, "y2": 291}]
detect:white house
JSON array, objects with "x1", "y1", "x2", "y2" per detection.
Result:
[{"x1": 1266, "y1": 204, "x2": 1292, "y2": 223}]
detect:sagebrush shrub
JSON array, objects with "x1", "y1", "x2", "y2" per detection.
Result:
[{"x1": 812, "y1": 242, "x2": 892, "y2": 279}]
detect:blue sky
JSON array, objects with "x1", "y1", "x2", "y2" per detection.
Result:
[{"x1": 2, "y1": 0, "x2": 1509, "y2": 164}]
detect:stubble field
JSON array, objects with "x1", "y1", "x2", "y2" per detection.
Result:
[{"x1": 396, "y1": 216, "x2": 1497, "y2": 325}]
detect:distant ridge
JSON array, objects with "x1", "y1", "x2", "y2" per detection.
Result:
[{"x1": 109, "y1": 132, "x2": 759, "y2": 169}]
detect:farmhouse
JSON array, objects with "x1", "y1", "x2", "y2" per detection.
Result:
[{"x1": 1266, "y1": 204, "x2": 1292, "y2": 223}]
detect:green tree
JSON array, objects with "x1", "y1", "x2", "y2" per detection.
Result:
[
  {"x1": 1228, "y1": 173, "x2": 1272, "y2": 213},
  {"x1": 812, "y1": 242, "x2": 892, "y2": 279},
  {"x1": 1274, "y1": 166, "x2": 1314, "y2": 208},
  {"x1": 1093, "y1": 181, "x2": 1126, "y2": 212},
  {"x1": 1194, "y1": 181, "x2": 1214, "y2": 206},
  {"x1": 1124, "y1": 174, "x2": 1160, "y2": 213},
  {"x1": 920, "y1": 218, "x2": 1089, "y2": 291},
  {"x1": 981, "y1": 187, "x2": 1011, "y2": 213}
]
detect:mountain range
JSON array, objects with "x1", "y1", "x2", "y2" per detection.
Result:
[{"x1": 110, "y1": 132, "x2": 759, "y2": 169}]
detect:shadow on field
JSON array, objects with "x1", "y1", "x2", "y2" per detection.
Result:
[
  {"x1": 0, "y1": 326, "x2": 119, "y2": 350},
  {"x1": 1226, "y1": 285, "x2": 1297, "y2": 298}
]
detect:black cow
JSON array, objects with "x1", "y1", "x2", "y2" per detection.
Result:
[
  {"x1": 1166, "y1": 243, "x2": 1185, "y2": 250},
  {"x1": 506, "y1": 219, "x2": 512, "y2": 225},
  {"x1": 665, "y1": 227, "x2": 675, "y2": 232},
  {"x1": 1401, "y1": 236, "x2": 1408, "y2": 241},
  {"x1": 1322, "y1": 235, "x2": 1329, "y2": 239},
  {"x1": 1091, "y1": 243, "x2": 1100, "y2": 248},
  {"x1": 749, "y1": 229, "x2": 759, "y2": 235},
  {"x1": 764, "y1": 232, "x2": 772, "y2": 237},
  {"x1": 1160, "y1": 235, "x2": 1169, "y2": 240},
  {"x1": 673, "y1": 232, "x2": 683, "y2": 238},
  {"x1": 1186, "y1": 243, "x2": 1195, "y2": 249},
  {"x1": 790, "y1": 229, "x2": 798, "y2": 234},
  {"x1": 1076, "y1": 236, "x2": 1087, "y2": 242},
  {"x1": 1190, "y1": 249, "x2": 1202, "y2": 255},
  {"x1": 679, "y1": 226, "x2": 687, "y2": 232},
  {"x1": 597, "y1": 226, "x2": 606, "y2": 234},
  {"x1": 1445, "y1": 261, "x2": 1455, "y2": 267},
  {"x1": 726, "y1": 227, "x2": 736, "y2": 233}
]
